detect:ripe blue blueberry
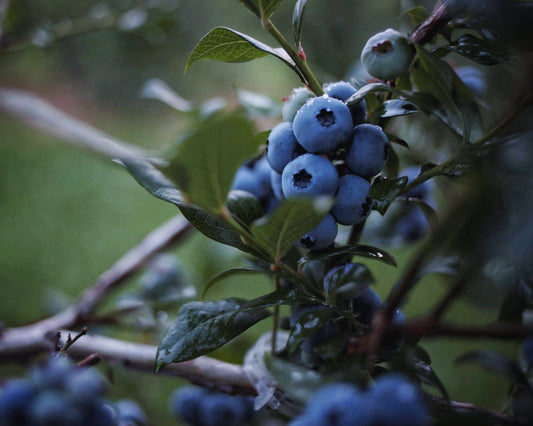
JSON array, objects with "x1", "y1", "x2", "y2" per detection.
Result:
[
  {"x1": 199, "y1": 392, "x2": 251, "y2": 426},
  {"x1": 361, "y1": 29, "x2": 415, "y2": 81},
  {"x1": 231, "y1": 156, "x2": 271, "y2": 202},
  {"x1": 29, "y1": 390, "x2": 76, "y2": 425},
  {"x1": 270, "y1": 169, "x2": 284, "y2": 200},
  {"x1": 290, "y1": 383, "x2": 368, "y2": 426},
  {"x1": 297, "y1": 213, "x2": 338, "y2": 250},
  {"x1": 293, "y1": 95, "x2": 353, "y2": 153},
  {"x1": 395, "y1": 207, "x2": 430, "y2": 242},
  {"x1": 114, "y1": 399, "x2": 148, "y2": 425},
  {"x1": 169, "y1": 386, "x2": 206, "y2": 425},
  {"x1": 330, "y1": 174, "x2": 372, "y2": 225},
  {"x1": 346, "y1": 123, "x2": 389, "y2": 178},
  {"x1": 455, "y1": 65, "x2": 487, "y2": 97},
  {"x1": 282, "y1": 154, "x2": 339, "y2": 198},
  {"x1": 367, "y1": 374, "x2": 429, "y2": 426},
  {"x1": 266, "y1": 122, "x2": 303, "y2": 174},
  {"x1": 352, "y1": 287, "x2": 383, "y2": 325},
  {"x1": 282, "y1": 87, "x2": 315, "y2": 122},
  {"x1": 323, "y1": 81, "x2": 366, "y2": 125},
  {"x1": 0, "y1": 379, "x2": 36, "y2": 424}
]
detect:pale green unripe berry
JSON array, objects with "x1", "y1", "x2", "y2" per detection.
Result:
[
  {"x1": 361, "y1": 29, "x2": 414, "y2": 81},
  {"x1": 282, "y1": 87, "x2": 314, "y2": 122}
]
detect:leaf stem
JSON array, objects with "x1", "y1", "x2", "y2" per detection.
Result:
[
  {"x1": 271, "y1": 276, "x2": 281, "y2": 354},
  {"x1": 263, "y1": 19, "x2": 324, "y2": 96}
]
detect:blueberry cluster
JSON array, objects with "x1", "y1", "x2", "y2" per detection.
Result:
[
  {"x1": 0, "y1": 356, "x2": 115, "y2": 426},
  {"x1": 169, "y1": 386, "x2": 254, "y2": 426},
  {"x1": 235, "y1": 81, "x2": 389, "y2": 250},
  {"x1": 291, "y1": 262, "x2": 405, "y2": 367},
  {"x1": 290, "y1": 374, "x2": 429, "y2": 426}
]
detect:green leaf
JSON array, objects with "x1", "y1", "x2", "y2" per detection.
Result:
[
  {"x1": 455, "y1": 350, "x2": 530, "y2": 387},
  {"x1": 237, "y1": 0, "x2": 260, "y2": 17},
  {"x1": 121, "y1": 159, "x2": 261, "y2": 257},
  {"x1": 448, "y1": 34, "x2": 512, "y2": 66},
  {"x1": 383, "y1": 144, "x2": 399, "y2": 178},
  {"x1": 370, "y1": 176, "x2": 408, "y2": 215},
  {"x1": 401, "y1": 6, "x2": 429, "y2": 26},
  {"x1": 411, "y1": 45, "x2": 483, "y2": 142},
  {"x1": 251, "y1": 197, "x2": 333, "y2": 260},
  {"x1": 259, "y1": 0, "x2": 284, "y2": 19},
  {"x1": 292, "y1": 0, "x2": 309, "y2": 47},
  {"x1": 346, "y1": 83, "x2": 396, "y2": 106},
  {"x1": 202, "y1": 267, "x2": 270, "y2": 298},
  {"x1": 269, "y1": 356, "x2": 324, "y2": 402},
  {"x1": 409, "y1": 199, "x2": 438, "y2": 229},
  {"x1": 307, "y1": 244, "x2": 397, "y2": 267},
  {"x1": 413, "y1": 359, "x2": 449, "y2": 400},
  {"x1": 162, "y1": 110, "x2": 258, "y2": 213},
  {"x1": 185, "y1": 27, "x2": 296, "y2": 72},
  {"x1": 324, "y1": 263, "x2": 374, "y2": 306},
  {"x1": 238, "y1": 286, "x2": 316, "y2": 313},
  {"x1": 374, "y1": 99, "x2": 418, "y2": 118},
  {"x1": 156, "y1": 299, "x2": 270, "y2": 369},
  {"x1": 226, "y1": 190, "x2": 265, "y2": 226},
  {"x1": 385, "y1": 132, "x2": 410, "y2": 149},
  {"x1": 287, "y1": 307, "x2": 339, "y2": 354}
]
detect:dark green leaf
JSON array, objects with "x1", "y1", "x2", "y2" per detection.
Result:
[
  {"x1": 259, "y1": 0, "x2": 284, "y2": 19},
  {"x1": 162, "y1": 110, "x2": 258, "y2": 213},
  {"x1": 238, "y1": 0, "x2": 260, "y2": 16},
  {"x1": 121, "y1": 159, "x2": 260, "y2": 257},
  {"x1": 455, "y1": 350, "x2": 530, "y2": 387},
  {"x1": 370, "y1": 176, "x2": 408, "y2": 215},
  {"x1": 401, "y1": 6, "x2": 429, "y2": 26},
  {"x1": 238, "y1": 286, "x2": 316, "y2": 313},
  {"x1": 185, "y1": 27, "x2": 296, "y2": 72},
  {"x1": 292, "y1": 0, "x2": 309, "y2": 47},
  {"x1": 287, "y1": 308, "x2": 339, "y2": 354},
  {"x1": 269, "y1": 356, "x2": 324, "y2": 402},
  {"x1": 226, "y1": 190, "x2": 264, "y2": 226},
  {"x1": 346, "y1": 83, "x2": 396, "y2": 106},
  {"x1": 202, "y1": 267, "x2": 270, "y2": 298},
  {"x1": 413, "y1": 360, "x2": 450, "y2": 400},
  {"x1": 308, "y1": 244, "x2": 397, "y2": 268},
  {"x1": 156, "y1": 299, "x2": 270, "y2": 369},
  {"x1": 385, "y1": 132, "x2": 410, "y2": 149},
  {"x1": 251, "y1": 197, "x2": 333, "y2": 260},
  {"x1": 448, "y1": 34, "x2": 512, "y2": 66},
  {"x1": 384, "y1": 145, "x2": 399, "y2": 178},
  {"x1": 375, "y1": 99, "x2": 418, "y2": 118},
  {"x1": 324, "y1": 263, "x2": 374, "y2": 306}
]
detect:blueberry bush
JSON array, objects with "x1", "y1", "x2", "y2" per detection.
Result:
[{"x1": 1, "y1": 0, "x2": 533, "y2": 425}]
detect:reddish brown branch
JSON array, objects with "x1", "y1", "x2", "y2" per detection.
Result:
[{"x1": 410, "y1": 3, "x2": 452, "y2": 45}]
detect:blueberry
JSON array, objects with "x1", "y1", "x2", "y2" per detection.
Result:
[
  {"x1": 367, "y1": 374, "x2": 429, "y2": 426},
  {"x1": 282, "y1": 154, "x2": 339, "y2": 198},
  {"x1": 67, "y1": 367, "x2": 107, "y2": 402},
  {"x1": 29, "y1": 390, "x2": 79, "y2": 425},
  {"x1": 270, "y1": 169, "x2": 284, "y2": 201},
  {"x1": 0, "y1": 379, "x2": 36, "y2": 424},
  {"x1": 169, "y1": 386, "x2": 206, "y2": 425},
  {"x1": 323, "y1": 81, "x2": 366, "y2": 125},
  {"x1": 282, "y1": 87, "x2": 315, "y2": 122},
  {"x1": 455, "y1": 66, "x2": 487, "y2": 97},
  {"x1": 115, "y1": 399, "x2": 148, "y2": 425},
  {"x1": 352, "y1": 287, "x2": 383, "y2": 326},
  {"x1": 31, "y1": 356, "x2": 72, "y2": 390},
  {"x1": 297, "y1": 213, "x2": 338, "y2": 250},
  {"x1": 330, "y1": 174, "x2": 372, "y2": 226},
  {"x1": 266, "y1": 122, "x2": 303, "y2": 174},
  {"x1": 361, "y1": 29, "x2": 415, "y2": 81},
  {"x1": 198, "y1": 392, "x2": 249, "y2": 426},
  {"x1": 293, "y1": 95, "x2": 353, "y2": 154},
  {"x1": 289, "y1": 304, "x2": 324, "y2": 328},
  {"x1": 346, "y1": 123, "x2": 389, "y2": 178},
  {"x1": 138, "y1": 253, "x2": 187, "y2": 302},
  {"x1": 395, "y1": 207, "x2": 430, "y2": 242},
  {"x1": 290, "y1": 383, "x2": 368, "y2": 426},
  {"x1": 231, "y1": 156, "x2": 271, "y2": 202}
]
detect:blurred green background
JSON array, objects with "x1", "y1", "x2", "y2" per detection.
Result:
[{"x1": 0, "y1": 0, "x2": 522, "y2": 424}]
